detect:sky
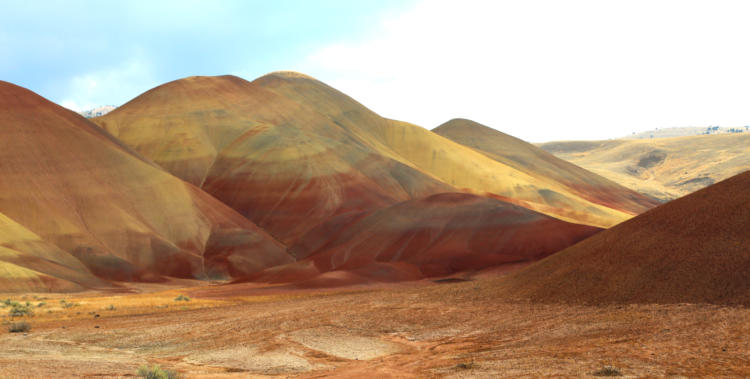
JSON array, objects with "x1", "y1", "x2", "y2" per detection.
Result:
[{"x1": 3, "y1": 0, "x2": 750, "y2": 142}]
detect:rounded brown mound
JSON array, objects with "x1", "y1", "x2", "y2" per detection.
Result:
[
  {"x1": 502, "y1": 169, "x2": 750, "y2": 305},
  {"x1": 0, "y1": 81, "x2": 291, "y2": 290},
  {"x1": 242, "y1": 193, "x2": 601, "y2": 287}
]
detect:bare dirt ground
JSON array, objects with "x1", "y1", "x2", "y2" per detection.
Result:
[{"x1": 1, "y1": 276, "x2": 749, "y2": 378}]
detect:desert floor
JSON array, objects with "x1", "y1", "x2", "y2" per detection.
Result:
[{"x1": 1, "y1": 276, "x2": 749, "y2": 378}]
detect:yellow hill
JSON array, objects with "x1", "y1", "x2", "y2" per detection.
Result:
[{"x1": 0, "y1": 212, "x2": 105, "y2": 292}]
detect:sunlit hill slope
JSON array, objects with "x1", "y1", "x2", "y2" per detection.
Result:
[{"x1": 0, "y1": 81, "x2": 292, "y2": 291}]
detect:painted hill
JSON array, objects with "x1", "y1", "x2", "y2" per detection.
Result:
[
  {"x1": 243, "y1": 192, "x2": 601, "y2": 287},
  {"x1": 539, "y1": 134, "x2": 750, "y2": 201},
  {"x1": 94, "y1": 72, "x2": 654, "y2": 235},
  {"x1": 0, "y1": 212, "x2": 106, "y2": 292},
  {"x1": 254, "y1": 73, "x2": 651, "y2": 228},
  {"x1": 501, "y1": 169, "x2": 750, "y2": 305},
  {"x1": 0, "y1": 81, "x2": 292, "y2": 291},
  {"x1": 433, "y1": 118, "x2": 659, "y2": 215},
  {"x1": 95, "y1": 73, "x2": 451, "y2": 244}
]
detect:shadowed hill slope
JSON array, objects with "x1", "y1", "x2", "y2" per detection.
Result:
[
  {"x1": 0, "y1": 81, "x2": 291, "y2": 290},
  {"x1": 539, "y1": 134, "x2": 750, "y2": 201},
  {"x1": 95, "y1": 72, "x2": 655, "y2": 232},
  {"x1": 501, "y1": 169, "x2": 750, "y2": 305},
  {"x1": 433, "y1": 118, "x2": 660, "y2": 213},
  {"x1": 242, "y1": 192, "x2": 601, "y2": 287},
  {"x1": 0, "y1": 212, "x2": 106, "y2": 292}
]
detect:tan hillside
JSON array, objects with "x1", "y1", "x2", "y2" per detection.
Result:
[
  {"x1": 433, "y1": 118, "x2": 659, "y2": 215},
  {"x1": 540, "y1": 133, "x2": 750, "y2": 200}
]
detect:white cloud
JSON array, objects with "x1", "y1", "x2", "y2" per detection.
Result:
[
  {"x1": 301, "y1": 0, "x2": 750, "y2": 142},
  {"x1": 58, "y1": 55, "x2": 157, "y2": 112}
]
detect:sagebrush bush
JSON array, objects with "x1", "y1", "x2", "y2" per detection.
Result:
[
  {"x1": 8, "y1": 322, "x2": 31, "y2": 333},
  {"x1": 593, "y1": 366, "x2": 623, "y2": 376},
  {"x1": 8, "y1": 304, "x2": 33, "y2": 317},
  {"x1": 174, "y1": 294, "x2": 190, "y2": 302},
  {"x1": 137, "y1": 365, "x2": 179, "y2": 379}
]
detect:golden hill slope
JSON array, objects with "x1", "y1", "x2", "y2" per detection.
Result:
[
  {"x1": 432, "y1": 118, "x2": 659, "y2": 215},
  {"x1": 539, "y1": 134, "x2": 750, "y2": 201},
  {"x1": 0, "y1": 212, "x2": 105, "y2": 292},
  {"x1": 96, "y1": 72, "x2": 656, "y2": 230},
  {"x1": 0, "y1": 81, "x2": 291, "y2": 291}
]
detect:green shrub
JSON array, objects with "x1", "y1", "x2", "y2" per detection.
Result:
[
  {"x1": 174, "y1": 294, "x2": 190, "y2": 302},
  {"x1": 137, "y1": 365, "x2": 179, "y2": 379},
  {"x1": 8, "y1": 304, "x2": 33, "y2": 317},
  {"x1": 105, "y1": 304, "x2": 116, "y2": 311},
  {"x1": 8, "y1": 322, "x2": 31, "y2": 333}
]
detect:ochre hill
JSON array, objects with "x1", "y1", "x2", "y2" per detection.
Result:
[
  {"x1": 241, "y1": 192, "x2": 601, "y2": 288},
  {"x1": 501, "y1": 169, "x2": 750, "y2": 305},
  {"x1": 0, "y1": 81, "x2": 291, "y2": 291},
  {"x1": 433, "y1": 118, "x2": 660, "y2": 214},
  {"x1": 95, "y1": 72, "x2": 654, "y2": 233},
  {"x1": 254, "y1": 73, "x2": 652, "y2": 228},
  {"x1": 0, "y1": 212, "x2": 105, "y2": 292},
  {"x1": 540, "y1": 134, "x2": 750, "y2": 201},
  {"x1": 94, "y1": 74, "x2": 452, "y2": 244}
]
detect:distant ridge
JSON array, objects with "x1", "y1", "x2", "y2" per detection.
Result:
[
  {"x1": 540, "y1": 133, "x2": 750, "y2": 200},
  {"x1": 623, "y1": 125, "x2": 748, "y2": 139}
]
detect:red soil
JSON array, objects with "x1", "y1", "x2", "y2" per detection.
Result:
[
  {"x1": 242, "y1": 192, "x2": 601, "y2": 287},
  {"x1": 502, "y1": 169, "x2": 750, "y2": 305}
]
